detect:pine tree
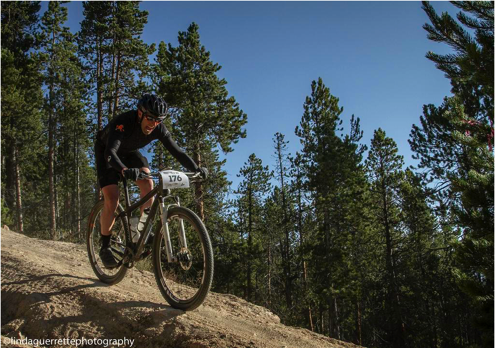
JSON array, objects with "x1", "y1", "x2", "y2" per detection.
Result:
[
  {"x1": 289, "y1": 152, "x2": 315, "y2": 332},
  {"x1": 398, "y1": 169, "x2": 438, "y2": 347},
  {"x1": 234, "y1": 154, "x2": 272, "y2": 302},
  {"x1": 78, "y1": 1, "x2": 113, "y2": 134},
  {"x1": 209, "y1": 205, "x2": 245, "y2": 296},
  {"x1": 106, "y1": 1, "x2": 155, "y2": 117},
  {"x1": 78, "y1": 2, "x2": 154, "y2": 204},
  {"x1": 365, "y1": 128, "x2": 406, "y2": 348},
  {"x1": 260, "y1": 189, "x2": 282, "y2": 310},
  {"x1": 423, "y1": 1, "x2": 493, "y2": 124},
  {"x1": 154, "y1": 22, "x2": 247, "y2": 220},
  {"x1": 1, "y1": 1, "x2": 43, "y2": 233},
  {"x1": 272, "y1": 132, "x2": 295, "y2": 313},
  {"x1": 55, "y1": 50, "x2": 91, "y2": 239},
  {"x1": 411, "y1": 3, "x2": 494, "y2": 345},
  {"x1": 39, "y1": 2, "x2": 92, "y2": 239},
  {"x1": 295, "y1": 78, "x2": 368, "y2": 340}
]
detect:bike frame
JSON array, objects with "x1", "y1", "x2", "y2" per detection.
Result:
[{"x1": 116, "y1": 172, "x2": 190, "y2": 266}]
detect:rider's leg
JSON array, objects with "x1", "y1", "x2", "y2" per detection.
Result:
[
  {"x1": 100, "y1": 184, "x2": 120, "y2": 236},
  {"x1": 99, "y1": 184, "x2": 120, "y2": 268},
  {"x1": 135, "y1": 167, "x2": 153, "y2": 214}
]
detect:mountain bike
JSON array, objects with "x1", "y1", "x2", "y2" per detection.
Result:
[{"x1": 86, "y1": 170, "x2": 214, "y2": 311}]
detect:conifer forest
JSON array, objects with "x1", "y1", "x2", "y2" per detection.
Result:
[{"x1": 1, "y1": 2, "x2": 493, "y2": 348}]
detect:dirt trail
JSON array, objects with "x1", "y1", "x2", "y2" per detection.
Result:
[{"x1": 1, "y1": 227, "x2": 360, "y2": 348}]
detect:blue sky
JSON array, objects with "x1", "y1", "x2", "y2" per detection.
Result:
[{"x1": 42, "y1": 1, "x2": 457, "y2": 190}]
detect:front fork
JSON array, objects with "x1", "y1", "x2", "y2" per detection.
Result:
[{"x1": 159, "y1": 197, "x2": 188, "y2": 263}]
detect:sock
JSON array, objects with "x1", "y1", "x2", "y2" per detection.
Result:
[{"x1": 101, "y1": 234, "x2": 111, "y2": 249}]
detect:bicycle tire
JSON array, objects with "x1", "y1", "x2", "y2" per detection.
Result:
[
  {"x1": 152, "y1": 206, "x2": 214, "y2": 311},
  {"x1": 87, "y1": 200, "x2": 128, "y2": 285}
]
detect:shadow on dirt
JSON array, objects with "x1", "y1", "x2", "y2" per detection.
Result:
[{"x1": 1, "y1": 271, "x2": 183, "y2": 339}]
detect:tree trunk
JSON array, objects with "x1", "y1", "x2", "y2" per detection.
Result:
[
  {"x1": 77, "y1": 158, "x2": 81, "y2": 237},
  {"x1": 327, "y1": 299, "x2": 336, "y2": 338},
  {"x1": 297, "y1": 175, "x2": 314, "y2": 331},
  {"x1": 96, "y1": 36, "x2": 104, "y2": 201},
  {"x1": 276, "y1": 140, "x2": 292, "y2": 309},
  {"x1": 334, "y1": 297, "x2": 341, "y2": 340},
  {"x1": 64, "y1": 135, "x2": 69, "y2": 233},
  {"x1": 14, "y1": 146, "x2": 23, "y2": 233},
  {"x1": 5, "y1": 141, "x2": 17, "y2": 226},
  {"x1": 319, "y1": 306, "x2": 324, "y2": 335},
  {"x1": 432, "y1": 304, "x2": 438, "y2": 348},
  {"x1": 108, "y1": 2, "x2": 117, "y2": 119},
  {"x1": 323, "y1": 207, "x2": 330, "y2": 249},
  {"x1": 417, "y1": 226, "x2": 436, "y2": 348},
  {"x1": 97, "y1": 38, "x2": 103, "y2": 131},
  {"x1": 108, "y1": 50, "x2": 116, "y2": 118},
  {"x1": 54, "y1": 160, "x2": 59, "y2": 239},
  {"x1": 74, "y1": 124, "x2": 81, "y2": 237},
  {"x1": 48, "y1": 93, "x2": 56, "y2": 239},
  {"x1": 254, "y1": 269, "x2": 259, "y2": 303},
  {"x1": 48, "y1": 30, "x2": 57, "y2": 240},
  {"x1": 4, "y1": 140, "x2": 16, "y2": 226},
  {"x1": 112, "y1": 52, "x2": 121, "y2": 118},
  {"x1": 357, "y1": 300, "x2": 362, "y2": 346},
  {"x1": 267, "y1": 243, "x2": 272, "y2": 307},
  {"x1": 381, "y1": 178, "x2": 405, "y2": 348},
  {"x1": 246, "y1": 184, "x2": 252, "y2": 302}
]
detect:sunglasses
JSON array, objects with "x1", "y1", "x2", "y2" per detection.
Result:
[{"x1": 143, "y1": 113, "x2": 163, "y2": 124}]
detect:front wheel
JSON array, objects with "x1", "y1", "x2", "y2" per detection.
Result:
[
  {"x1": 87, "y1": 200, "x2": 128, "y2": 285},
  {"x1": 152, "y1": 206, "x2": 214, "y2": 311}
]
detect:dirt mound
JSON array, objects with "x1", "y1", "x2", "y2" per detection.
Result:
[{"x1": 1, "y1": 228, "x2": 360, "y2": 348}]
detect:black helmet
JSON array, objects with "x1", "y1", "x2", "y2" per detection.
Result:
[{"x1": 137, "y1": 94, "x2": 168, "y2": 120}]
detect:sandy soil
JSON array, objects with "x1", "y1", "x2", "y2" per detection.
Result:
[{"x1": 1, "y1": 227, "x2": 361, "y2": 348}]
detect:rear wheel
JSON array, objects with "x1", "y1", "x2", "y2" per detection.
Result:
[
  {"x1": 152, "y1": 206, "x2": 214, "y2": 310},
  {"x1": 87, "y1": 200, "x2": 128, "y2": 285}
]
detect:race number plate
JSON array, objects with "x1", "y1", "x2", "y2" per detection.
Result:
[{"x1": 159, "y1": 170, "x2": 190, "y2": 189}]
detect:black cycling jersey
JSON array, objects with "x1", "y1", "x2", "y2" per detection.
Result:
[{"x1": 96, "y1": 110, "x2": 199, "y2": 173}]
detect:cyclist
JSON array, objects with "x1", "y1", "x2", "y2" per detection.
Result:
[{"x1": 95, "y1": 94, "x2": 208, "y2": 268}]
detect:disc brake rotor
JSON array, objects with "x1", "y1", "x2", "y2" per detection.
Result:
[{"x1": 178, "y1": 247, "x2": 193, "y2": 270}]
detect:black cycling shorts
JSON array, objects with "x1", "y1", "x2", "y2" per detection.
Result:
[{"x1": 95, "y1": 141, "x2": 149, "y2": 189}]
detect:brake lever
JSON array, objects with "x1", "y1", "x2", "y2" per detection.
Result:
[
  {"x1": 138, "y1": 172, "x2": 153, "y2": 180},
  {"x1": 189, "y1": 172, "x2": 203, "y2": 182}
]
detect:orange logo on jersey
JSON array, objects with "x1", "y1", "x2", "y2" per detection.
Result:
[{"x1": 115, "y1": 124, "x2": 124, "y2": 132}]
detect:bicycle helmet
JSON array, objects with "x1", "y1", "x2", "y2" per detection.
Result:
[{"x1": 137, "y1": 94, "x2": 168, "y2": 120}]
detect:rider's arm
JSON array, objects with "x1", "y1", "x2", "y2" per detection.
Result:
[
  {"x1": 104, "y1": 126, "x2": 127, "y2": 173},
  {"x1": 158, "y1": 126, "x2": 199, "y2": 172}
]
